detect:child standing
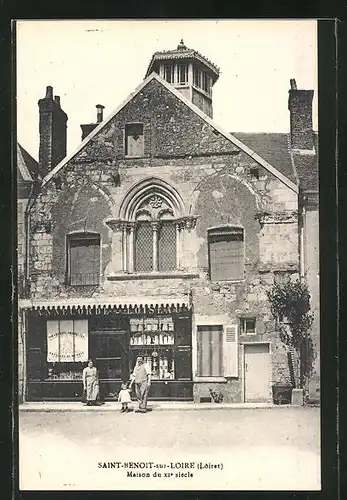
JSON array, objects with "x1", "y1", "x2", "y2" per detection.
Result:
[{"x1": 118, "y1": 382, "x2": 132, "y2": 412}]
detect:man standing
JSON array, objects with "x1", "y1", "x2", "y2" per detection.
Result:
[{"x1": 130, "y1": 356, "x2": 151, "y2": 413}]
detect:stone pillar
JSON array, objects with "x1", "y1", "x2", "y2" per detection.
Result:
[
  {"x1": 151, "y1": 221, "x2": 159, "y2": 272},
  {"x1": 105, "y1": 219, "x2": 126, "y2": 274},
  {"x1": 176, "y1": 222, "x2": 181, "y2": 269},
  {"x1": 128, "y1": 223, "x2": 136, "y2": 273},
  {"x1": 122, "y1": 225, "x2": 127, "y2": 272},
  {"x1": 178, "y1": 216, "x2": 199, "y2": 271}
]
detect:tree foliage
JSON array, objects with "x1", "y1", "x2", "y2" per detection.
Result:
[{"x1": 267, "y1": 278, "x2": 315, "y2": 383}]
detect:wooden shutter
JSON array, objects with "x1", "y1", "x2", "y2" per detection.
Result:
[
  {"x1": 209, "y1": 228, "x2": 244, "y2": 281},
  {"x1": 174, "y1": 314, "x2": 191, "y2": 346},
  {"x1": 70, "y1": 236, "x2": 100, "y2": 285},
  {"x1": 175, "y1": 348, "x2": 192, "y2": 380},
  {"x1": 27, "y1": 313, "x2": 45, "y2": 381},
  {"x1": 125, "y1": 124, "x2": 144, "y2": 157},
  {"x1": 174, "y1": 314, "x2": 192, "y2": 380},
  {"x1": 223, "y1": 324, "x2": 239, "y2": 377}
]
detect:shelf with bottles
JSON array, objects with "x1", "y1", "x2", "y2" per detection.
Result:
[
  {"x1": 133, "y1": 352, "x2": 175, "y2": 380},
  {"x1": 129, "y1": 332, "x2": 174, "y2": 346},
  {"x1": 45, "y1": 363, "x2": 83, "y2": 381},
  {"x1": 129, "y1": 316, "x2": 174, "y2": 332},
  {"x1": 129, "y1": 316, "x2": 175, "y2": 346}
]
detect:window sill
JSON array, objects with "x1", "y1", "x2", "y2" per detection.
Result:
[
  {"x1": 67, "y1": 283, "x2": 100, "y2": 287},
  {"x1": 210, "y1": 278, "x2": 245, "y2": 284},
  {"x1": 193, "y1": 377, "x2": 227, "y2": 383},
  {"x1": 107, "y1": 271, "x2": 199, "y2": 281}
]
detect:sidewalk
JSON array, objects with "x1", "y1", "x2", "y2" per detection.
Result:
[{"x1": 18, "y1": 401, "x2": 303, "y2": 412}]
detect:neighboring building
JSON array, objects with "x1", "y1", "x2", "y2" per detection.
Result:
[
  {"x1": 17, "y1": 143, "x2": 40, "y2": 403},
  {"x1": 18, "y1": 41, "x2": 319, "y2": 403},
  {"x1": 288, "y1": 79, "x2": 319, "y2": 402}
]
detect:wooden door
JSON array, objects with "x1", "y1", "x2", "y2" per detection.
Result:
[
  {"x1": 90, "y1": 332, "x2": 128, "y2": 398},
  {"x1": 244, "y1": 343, "x2": 271, "y2": 402}
]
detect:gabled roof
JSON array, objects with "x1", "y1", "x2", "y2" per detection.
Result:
[
  {"x1": 17, "y1": 144, "x2": 40, "y2": 182},
  {"x1": 43, "y1": 73, "x2": 298, "y2": 193},
  {"x1": 231, "y1": 133, "x2": 296, "y2": 185}
]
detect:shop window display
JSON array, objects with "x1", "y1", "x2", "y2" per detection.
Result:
[{"x1": 129, "y1": 316, "x2": 176, "y2": 380}]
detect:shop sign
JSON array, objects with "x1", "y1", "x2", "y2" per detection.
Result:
[{"x1": 47, "y1": 319, "x2": 88, "y2": 362}]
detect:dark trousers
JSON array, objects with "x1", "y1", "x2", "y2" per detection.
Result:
[{"x1": 135, "y1": 381, "x2": 149, "y2": 411}]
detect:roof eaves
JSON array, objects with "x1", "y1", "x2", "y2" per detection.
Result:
[{"x1": 146, "y1": 49, "x2": 219, "y2": 78}]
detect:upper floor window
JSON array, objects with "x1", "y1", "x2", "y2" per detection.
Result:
[
  {"x1": 177, "y1": 64, "x2": 188, "y2": 85},
  {"x1": 193, "y1": 68, "x2": 212, "y2": 95},
  {"x1": 67, "y1": 233, "x2": 100, "y2": 285},
  {"x1": 193, "y1": 67, "x2": 201, "y2": 88},
  {"x1": 114, "y1": 178, "x2": 193, "y2": 275},
  {"x1": 202, "y1": 72, "x2": 211, "y2": 94},
  {"x1": 125, "y1": 123, "x2": 144, "y2": 157},
  {"x1": 163, "y1": 64, "x2": 174, "y2": 83},
  {"x1": 208, "y1": 226, "x2": 245, "y2": 281},
  {"x1": 135, "y1": 219, "x2": 177, "y2": 273}
]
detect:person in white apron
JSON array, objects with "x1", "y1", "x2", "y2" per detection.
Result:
[
  {"x1": 82, "y1": 359, "x2": 100, "y2": 406},
  {"x1": 130, "y1": 356, "x2": 151, "y2": 413}
]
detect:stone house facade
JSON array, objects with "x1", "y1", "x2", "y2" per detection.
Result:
[
  {"x1": 17, "y1": 143, "x2": 40, "y2": 402},
  {"x1": 17, "y1": 41, "x2": 319, "y2": 404}
]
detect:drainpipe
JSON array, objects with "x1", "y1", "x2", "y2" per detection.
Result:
[
  {"x1": 24, "y1": 178, "x2": 41, "y2": 287},
  {"x1": 298, "y1": 195, "x2": 309, "y2": 395},
  {"x1": 22, "y1": 178, "x2": 40, "y2": 404},
  {"x1": 299, "y1": 201, "x2": 306, "y2": 278}
]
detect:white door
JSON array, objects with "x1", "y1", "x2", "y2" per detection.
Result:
[{"x1": 244, "y1": 343, "x2": 271, "y2": 402}]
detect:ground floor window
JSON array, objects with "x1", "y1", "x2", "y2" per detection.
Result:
[
  {"x1": 197, "y1": 325, "x2": 223, "y2": 377},
  {"x1": 46, "y1": 319, "x2": 89, "y2": 380},
  {"x1": 129, "y1": 315, "x2": 189, "y2": 380},
  {"x1": 240, "y1": 317, "x2": 256, "y2": 335},
  {"x1": 26, "y1": 310, "x2": 193, "y2": 400}
]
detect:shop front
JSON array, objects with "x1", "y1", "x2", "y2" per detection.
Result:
[{"x1": 24, "y1": 299, "x2": 193, "y2": 401}]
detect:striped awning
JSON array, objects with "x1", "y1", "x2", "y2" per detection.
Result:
[{"x1": 19, "y1": 295, "x2": 191, "y2": 316}]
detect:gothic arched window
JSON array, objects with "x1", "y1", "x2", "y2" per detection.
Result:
[
  {"x1": 106, "y1": 178, "x2": 198, "y2": 275},
  {"x1": 134, "y1": 193, "x2": 177, "y2": 272}
]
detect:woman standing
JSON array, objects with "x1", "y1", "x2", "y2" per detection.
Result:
[{"x1": 82, "y1": 359, "x2": 100, "y2": 406}]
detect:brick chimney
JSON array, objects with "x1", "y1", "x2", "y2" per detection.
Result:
[
  {"x1": 80, "y1": 104, "x2": 105, "y2": 140},
  {"x1": 288, "y1": 79, "x2": 314, "y2": 151},
  {"x1": 38, "y1": 86, "x2": 68, "y2": 177}
]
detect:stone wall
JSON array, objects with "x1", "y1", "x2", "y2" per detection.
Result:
[
  {"x1": 305, "y1": 207, "x2": 320, "y2": 402},
  {"x1": 21, "y1": 76, "x2": 301, "y2": 402}
]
